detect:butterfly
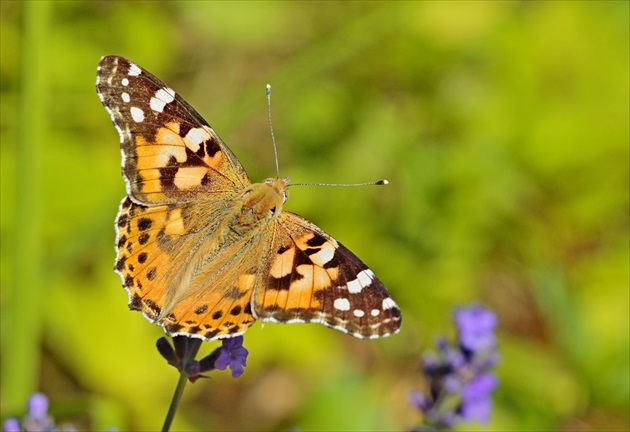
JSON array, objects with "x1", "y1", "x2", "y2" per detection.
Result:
[{"x1": 96, "y1": 55, "x2": 401, "y2": 341}]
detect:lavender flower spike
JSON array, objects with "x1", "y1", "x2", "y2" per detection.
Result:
[
  {"x1": 410, "y1": 304, "x2": 499, "y2": 429},
  {"x1": 24, "y1": 392, "x2": 55, "y2": 432},
  {"x1": 2, "y1": 392, "x2": 104, "y2": 432}
]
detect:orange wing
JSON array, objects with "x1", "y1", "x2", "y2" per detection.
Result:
[
  {"x1": 97, "y1": 55, "x2": 249, "y2": 205},
  {"x1": 253, "y1": 212, "x2": 402, "y2": 339},
  {"x1": 115, "y1": 197, "x2": 262, "y2": 340}
]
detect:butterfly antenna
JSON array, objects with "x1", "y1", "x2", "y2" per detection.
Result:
[
  {"x1": 290, "y1": 179, "x2": 389, "y2": 187},
  {"x1": 267, "y1": 84, "x2": 281, "y2": 178},
  {"x1": 266, "y1": 84, "x2": 387, "y2": 188}
]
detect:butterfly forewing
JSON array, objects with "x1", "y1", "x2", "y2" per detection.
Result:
[
  {"x1": 96, "y1": 55, "x2": 249, "y2": 205},
  {"x1": 98, "y1": 55, "x2": 401, "y2": 341}
]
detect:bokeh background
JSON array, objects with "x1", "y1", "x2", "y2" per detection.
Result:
[{"x1": 1, "y1": 1, "x2": 628, "y2": 431}]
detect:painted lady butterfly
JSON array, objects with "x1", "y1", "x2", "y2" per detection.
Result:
[{"x1": 96, "y1": 56, "x2": 401, "y2": 340}]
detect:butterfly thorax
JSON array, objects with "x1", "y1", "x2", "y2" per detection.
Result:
[
  {"x1": 229, "y1": 177, "x2": 289, "y2": 236},
  {"x1": 154, "y1": 177, "x2": 289, "y2": 319}
]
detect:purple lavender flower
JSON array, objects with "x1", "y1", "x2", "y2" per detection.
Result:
[
  {"x1": 410, "y1": 304, "x2": 499, "y2": 429},
  {"x1": 460, "y1": 374, "x2": 498, "y2": 423},
  {"x1": 214, "y1": 336, "x2": 249, "y2": 378},
  {"x1": 156, "y1": 335, "x2": 249, "y2": 382},
  {"x1": 22, "y1": 392, "x2": 54, "y2": 432},
  {"x1": 454, "y1": 305, "x2": 497, "y2": 352},
  {"x1": 2, "y1": 392, "x2": 87, "y2": 432},
  {"x1": 26, "y1": 393, "x2": 49, "y2": 420},
  {"x1": 3, "y1": 418, "x2": 20, "y2": 432}
]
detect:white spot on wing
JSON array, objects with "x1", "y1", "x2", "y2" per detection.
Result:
[
  {"x1": 353, "y1": 309, "x2": 365, "y2": 317},
  {"x1": 371, "y1": 309, "x2": 380, "y2": 317},
  {"x1": 358, "y1": 269, "x2": 374, "y2": 285},
  {"x1": 121, "y1": 92, "x2": 130, "y2": 103},
  {"x1": 157, "y1": 87, "x2": 175, "y2": 102},
  {"x1": 130, "y1": 107, "x2": 144, "y2": 122},
  {"x1": 150, "y1": 97, "x2": 166, "y2": 113},
  {"x1": 121, "y1": 78, "x2": 129, "y2": 86},
  {"x1": 347, "y1": 269, "x2": 374, "y2": 294},
  {"x1": 309, "y1": 242, "x2": 335, "y2": 267},
  {"x1": 333, "y1": 298, "x2": 350, "y2": 311},
  {"x1": 347, "y1": 279, "x2": 362, "y2": 294},
  {"x1": 382, "y1": 297, "x2": 397, "y2": 310},
  {"x1": 185, "y1": 127, "x2": 210, "y2": 152},
  {"x1": 128, "y1": 63, "x2": 141, "y2": 76},
  {"x1": 150, "y1": 88, "x2": 175, "y2": 113}
]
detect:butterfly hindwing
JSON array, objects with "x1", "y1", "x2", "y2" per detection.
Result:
[
  {"x1": 115, "y1": 197, "x2": 181, "y2": 321},
  {"x1": 115, "y1": 196, "x2": 259, "y2": 340},
  {"x1": 97, "y1": 55, "x2": 249, "y2": 205},
  {"x1": 253, "y1": 212, "x2": 402, "y2": 339}
]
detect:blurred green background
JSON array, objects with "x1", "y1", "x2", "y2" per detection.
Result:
[{"x1": 1, "y1": 1, "x2": 628, "y2": 431}]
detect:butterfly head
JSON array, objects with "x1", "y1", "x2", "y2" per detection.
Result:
[
  {"x1": 238, "y1": 177, "x2": 289, "y2": 223},
  {"x1": 262, "y1": 176, "x2": 290, "y2": 204}
]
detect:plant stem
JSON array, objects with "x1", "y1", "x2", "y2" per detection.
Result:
[
  {"x1": 161, "y1": 339, "x2": 202, "y2": 432},
  {"x1": 2, "y1": 0, "x2": 49, "y2": 412},
  {"x1": 161, "y1": 371, "x2": 188, "y2": 432}
]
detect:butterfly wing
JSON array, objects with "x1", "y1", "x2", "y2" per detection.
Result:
[
  {"x1": 99, "y1": 56, "x2": 257, "y2": 339},
  {"x1": 115, "y1": 196, "x2": 261, "y2": 340},
  {"x1": 96, "y1": 55, "x2": 249, "y2": 205},
  {"x1": 99, "y1": 56, "x2": 401, "y2": 342},
  {"x1": 253, "y1": 212, "x2": 402, "y2": 339}
]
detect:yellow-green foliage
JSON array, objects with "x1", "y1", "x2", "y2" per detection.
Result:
[{"x1": 1, "y1": 2, "x2": 628, "y2": 431}]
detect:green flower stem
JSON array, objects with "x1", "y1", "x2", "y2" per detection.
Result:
[{"x1": 161, "y1": 339, "x2": 202, "y2": 432}]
